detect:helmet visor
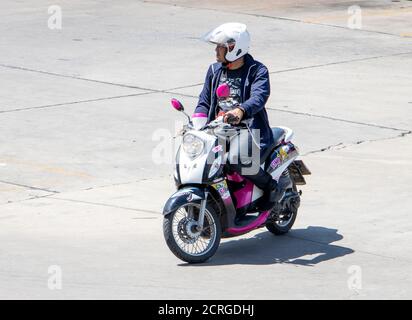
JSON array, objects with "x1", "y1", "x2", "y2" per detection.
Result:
[{"x1": 201, "y1": 27, "x2": 232, "y2": 46}]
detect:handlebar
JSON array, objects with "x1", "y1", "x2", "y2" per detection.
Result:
[{"x1": 205, "y1": 116, "x2": 248, "y2": 130}]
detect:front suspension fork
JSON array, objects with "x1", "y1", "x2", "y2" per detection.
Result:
[{"x1": 196, "y1": 191, "x2": 208, "y2": 230}]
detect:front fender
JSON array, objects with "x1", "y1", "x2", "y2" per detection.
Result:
[{"x1": 163, "y1": 187, "x2": 206, "y2": 216}]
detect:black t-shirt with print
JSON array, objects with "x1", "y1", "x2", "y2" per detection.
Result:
[{"x1": 217, "y1": 67, "x2": 246, "y2": 114}]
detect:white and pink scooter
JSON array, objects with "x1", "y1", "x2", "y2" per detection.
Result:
[{"x1": 162, "y1": 84, "x2": 311, "y2": 263}]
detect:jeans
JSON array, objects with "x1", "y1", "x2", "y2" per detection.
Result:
[{"x1": 227, "y1": 128, "x2": 274, "y2": 191}]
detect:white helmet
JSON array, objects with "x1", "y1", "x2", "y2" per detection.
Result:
[{"x1": 202, "y1": 22, "x2": 250, "y2": 62}]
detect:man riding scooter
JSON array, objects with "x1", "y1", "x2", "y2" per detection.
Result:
[
  {"x1": 163, "y1": 23, "x2": 310, "y2": 262},
  {"x1": 195, "y1": 22, "x2": 279, "y2": 210}
]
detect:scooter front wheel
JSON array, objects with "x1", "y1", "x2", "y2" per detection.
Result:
[{"x1": 163, "y1": 202, "x2": 221, "y2": 264}]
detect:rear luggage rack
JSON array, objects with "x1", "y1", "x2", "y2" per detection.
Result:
[
  {"x1": 289, "y1": 160, "x2": 311, "y2": 185},
  {"x1": 293, "y1": 160, "x2": 311, "y2": 175}
]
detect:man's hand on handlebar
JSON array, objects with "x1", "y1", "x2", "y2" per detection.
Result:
[{"x1": 223, "y1": 107, "x2": 244, "y2": 125}]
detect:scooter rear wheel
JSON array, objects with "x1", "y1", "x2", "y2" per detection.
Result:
[
  {"x1": 163, "y1": 202, "x2": 221, "y2": 264},
  {"x1": 266, "y1": 183, "x2": 299, "y2": 235}
]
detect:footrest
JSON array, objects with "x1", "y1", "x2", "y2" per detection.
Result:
[{"x1": 234, "y1": 213, "x2": 259, "y2": 227}]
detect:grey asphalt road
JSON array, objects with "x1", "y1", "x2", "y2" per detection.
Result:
[{"x1": 0, "y1": 0, "x2": 411, "y2": 299}]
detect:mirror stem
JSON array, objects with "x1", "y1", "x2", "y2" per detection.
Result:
[{"x1": 182, "y1": 111, "x2": 192, "y2": 124}]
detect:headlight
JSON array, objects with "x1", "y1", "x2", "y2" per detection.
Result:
[{"x1": 182, "y1": 134, "x2": 204, "y2": 159}]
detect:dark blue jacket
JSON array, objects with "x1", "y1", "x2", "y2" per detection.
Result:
[{"x1": 195, "y1": 54, "x2": 274, "y2": 150}]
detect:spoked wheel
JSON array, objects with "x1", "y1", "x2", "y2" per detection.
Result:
[
  {"x1": 163, "y1": 202, "x2": 221, "y2": 263},
  {"x1": 266, "y1": 183, "x2": 300, "y2": 235}
]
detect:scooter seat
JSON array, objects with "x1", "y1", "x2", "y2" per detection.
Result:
[{"x1": 260, "y1": 127, "x2": 286, "y2": 164}]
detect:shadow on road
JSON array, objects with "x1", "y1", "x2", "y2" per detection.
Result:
[{"x1": 181, "y1": 226, "x2": 354, "y2": 267}]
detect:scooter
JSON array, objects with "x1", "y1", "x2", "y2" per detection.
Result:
[{"x1": 162, "y1": 83, "x2": 311, "y2": 263}]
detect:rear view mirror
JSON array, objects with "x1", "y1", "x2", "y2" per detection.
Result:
[
  {"x1": 170, "y1": 98, "x2": 192, "y2": 124},
  {"x1": 171, "y1": 98, "x2": 184, "y2": 112}
]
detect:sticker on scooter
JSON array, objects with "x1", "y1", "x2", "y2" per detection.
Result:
[
  {"x1": 218, "y1": 187, "x2": 230, "y2": 200},
  {"x1": 212, "y1": 145, "x2": 223, "y2": 153},
  {"x1": 279, "y1": 148, "x2": 288, "y2": 160},
  {"x1": 172, "y1": 191, "x2": 190, "y2": 198},
  {"x1": 172, "y1": 191, "x2": 202, "y2": 202},
  {"x1": 214, "y1": 182, "x2": 230, "y2": 200},
  {"x1": 186, "y1": 193, "x2": 202, "y2": 202},
  {"x1": 270, "y1": 156, "x2": 282, "y2": 169}
]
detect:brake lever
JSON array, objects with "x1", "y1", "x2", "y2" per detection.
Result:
[{"x1": 206, "y1": 116, "x2": 224, "y2": 129}]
